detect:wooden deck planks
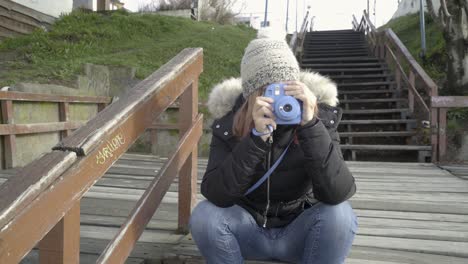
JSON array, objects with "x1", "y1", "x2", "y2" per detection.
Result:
[{"x1": 2, "y1": 154, "x2": 468, "y2": 263}]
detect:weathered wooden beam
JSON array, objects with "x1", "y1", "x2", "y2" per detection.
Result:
[
  {"x1": 178, "y1": 81, "x2": 198, "y2": 234},
  {"x1": 1, "y1": 100, "x2": 16, "y2": 168},
  {"x1": 96, "y1": 114, "x2": 203, "y2": 264},
  {"x1": 0, "y1": 151, "x2": 77, "y2": 248},
  {"x1": 385, "y1": 29, "x2": 438, "y2": 96},
  {"x1": 59, "y1": 102, "x2": 70, "y2": 139},
  {"x1": 431, "y1": 96, "x2": 468, "y2": 108},
  {"x1": 38, "y1": 201, "x2": 80, "y2": 264},
  {"x1": 438, "y1": 108, "x2": 447, "y2": 162},
  {"x1": 431, "y1": 108, "x2": 439, "y2": 163},
  {"x1": 0, "y1": 91, "x2": 111, "y2": 104},
  {"x1": 0, "y1": 121, "x2": 84, "y2": 135}
]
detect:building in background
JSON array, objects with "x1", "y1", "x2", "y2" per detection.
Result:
[{"x1": 392, "y1": 0, "x2": 441, "y2": 19}]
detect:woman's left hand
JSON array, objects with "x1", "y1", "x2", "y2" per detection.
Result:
[{"x1": 284, "y1": 81, "x2": 317, "y2": 126}]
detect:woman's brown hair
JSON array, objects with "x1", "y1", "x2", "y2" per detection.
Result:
[{"x1": 233, "y1": 88, "x2": 265, "y2": 138}]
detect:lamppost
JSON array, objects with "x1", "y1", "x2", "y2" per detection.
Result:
[
  {"x1": 420, "y1": 0, "x2": 427, "y2": 58},
  {"x1": 285, "y1": 0, "x2": 290, "y2": 32},
  {"x1": 295, "y1": 0, "x2": 298, "y2": 32},
  {"x1": 263, "y1": 0, "x2": 269, "y2": 27},
  {"x1": 367, "y1": 0, "x2": 369, "y2": 16}
]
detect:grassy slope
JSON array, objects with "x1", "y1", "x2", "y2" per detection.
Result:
[
  {"x1": 380, "y1": 13, "x2": 446, "y2": 83},
  {"x1": 0, "y1": 10, "x2": 256, "y2": 100}
]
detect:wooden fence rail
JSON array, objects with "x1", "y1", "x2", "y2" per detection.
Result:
[
  {"x1": 0, "y1": 91, "x2": 111, "y2": 168},
  {"x1": 431, "y1": 96, "x2": 468, "y2": 162},
  {"x1": 0, "y1": 48, "x2": 203, "y2": 263}
]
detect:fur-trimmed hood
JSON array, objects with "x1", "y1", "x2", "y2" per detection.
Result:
[{"x1": 207, "y1": 70, "x2": 339, "y2": 119}]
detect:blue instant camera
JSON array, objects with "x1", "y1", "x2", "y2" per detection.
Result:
[{"x1": 264, "y1": 83, "x2": 302, "y2": 125}]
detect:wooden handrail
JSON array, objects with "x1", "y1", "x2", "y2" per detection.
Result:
[
  {"x1": 385, "y1": 29, "x2": 438, "y2": 96},
  {"x1": 431, "y1": 96, "x2": 468, "y2": 162},
  {"x1": 355, "y1": 9, "x2": 447, "y2": 162},
  {"x1": 0, "y1": 48, "x2": 203, "y2": 263}
]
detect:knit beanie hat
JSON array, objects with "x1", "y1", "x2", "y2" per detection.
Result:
[{"x1": 241, "y1": 28, "x2": 300, "y2": 98}]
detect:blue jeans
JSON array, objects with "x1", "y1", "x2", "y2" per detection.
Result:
[{"x1": 189, "y1": 200, "x2": 358, "y2": 264}]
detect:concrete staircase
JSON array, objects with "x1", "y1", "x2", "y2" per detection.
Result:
[{"x1": 301, "y1": 30, "x2": 431, "y2": 162}]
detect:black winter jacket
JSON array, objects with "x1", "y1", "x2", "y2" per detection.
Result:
[{"x1": 201, "y1": 73, "x2": 356, "y2": 228}]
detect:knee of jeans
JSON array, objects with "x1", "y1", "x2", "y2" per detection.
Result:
[
  {"x1": 319, "y1": 201, "x2": 358, "y2": 234},
  {"x1": 189, "y1": 200, "x2": 227, "y2": 239}
]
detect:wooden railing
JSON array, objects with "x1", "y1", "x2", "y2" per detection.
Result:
[
  {"x1": 354, "y1": 10, "x2": 446, "y2": 162},
  {"x1": 355, "y1": 10, "x2": 437, "y2": 121},
  {"x1": 0, "y1": 92, "x2": 111, "y2": 168},
  {"x1": 431, "y1": 96, "x2": 468, "y2": 162},
  {"x1": 0, "y1": 48, "x2": 203, "y2": 263}
]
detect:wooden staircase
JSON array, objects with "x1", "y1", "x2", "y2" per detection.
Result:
[{"x1": 301, "y1": 30, "x2": 431, "y2": 162}]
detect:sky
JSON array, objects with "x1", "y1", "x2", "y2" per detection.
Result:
[{"x1": 121, "y1": 0, "x2": 400, "y2": 31}]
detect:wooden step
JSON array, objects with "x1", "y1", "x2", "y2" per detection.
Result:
[
  {"x1": 307, "y1": 29, "x2": 357, "y2": 34},
  {"x1": 302, "y1": 57, "x2": 381, "y2": 63},
  {"x1": 303, "y1": 52, "x2": 370, "y2": 58},
  {"x1": 313, "y1": 68, "x2": 389, "y2": 74},
  {"x1": 304, "y1": 47, "x2": 369, "y2": 52},
  {"x1": 343, "y1": 108, "x2": 409, "y2": 115},
  {"x1": 305, "y1": 40, "x2": 366, "y2": 45},
  {"x1": 338, "y1": 89, "x2": 400, "y2": 95},
  {"x1": 339, "y1": 98, "x2": 405, "y2": 103},
  {"x1": 332, "y1": 74, "x2": 393, "y2": 80},
  {"x1": 305, "y1": 44, "x2": 368, "y2": 49},
  {"x1": 301, "y1": 62, "x2": 387, "y2": 68},
  {"x1": 340, "y1": 131, "x2": 416, "y2": 137},
  {"x1": 340, "y1": 144, "x2": 431, "y2": 151},
  {"x1": 339, "y1": 119, "x2": 417, "y2": 125},
  {"x1": 338, "y1": 81, "x2": 396, "y2": 87}
]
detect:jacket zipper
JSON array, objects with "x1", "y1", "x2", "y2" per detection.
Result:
[{"x1": 263, "y1": 136, "x2": 273, "y2": 228}]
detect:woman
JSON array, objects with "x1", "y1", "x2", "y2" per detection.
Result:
[{"x1": 189, "y1": 29, "x2": 358, "y2": 264}]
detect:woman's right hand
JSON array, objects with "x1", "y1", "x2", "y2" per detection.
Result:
[{"x1": 252, "y1": 97, "x2": 277, "y2": 141}]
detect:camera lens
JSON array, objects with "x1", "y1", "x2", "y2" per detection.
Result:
[{"x1": 283, "y1": 104, "x2": 292, "y2": 112}]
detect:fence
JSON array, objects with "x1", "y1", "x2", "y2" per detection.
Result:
[
  {"x1": 0, "y1": 48, "x2": 203, "y2": 263},
  {"x1": 0, "y1": 91, "x2": 111, "y2": 169}
]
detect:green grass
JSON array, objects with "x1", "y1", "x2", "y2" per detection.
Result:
[
  {"x1": 380, "y1": 13, "x2": 446, "y2": 86},
  {"x1": 0, "y1": 10, "x2": 256, "y2": 100}
]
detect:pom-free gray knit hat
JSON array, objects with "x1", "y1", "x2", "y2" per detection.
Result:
[{"x1": 241, "y1": 28, "x2": 300, "y2": 98}]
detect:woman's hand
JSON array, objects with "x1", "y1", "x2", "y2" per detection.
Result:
[
  {"x1": 284, "y1": 81, "x2": 317, "y2": 126},
  {"x1": 252, "y1": 96, "x2": 277, "y2": 141}
]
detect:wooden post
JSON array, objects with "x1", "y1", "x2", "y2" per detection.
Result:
[
  {"x1": 431, "y1": 108, "x2": 439, "y2": 163},
  {"x1": 438, "y1": 108, "x2": 447, "y2": 162},
  {"x1": 177, "y1": 80, "x2": 199, "y2": 233},
  {"x1": 97, "y1": 103, "x2": 107, "y2": 113},
  {"x1": 1, "y1": 100, "x2": 16, "y2": 168},
  {"x1": 409, "y1": 71, "x2": 416, "y2": 114},
  {"x1": 97, "y1": 0, "x2": 111, "y2": 11},
  {"x1": 38, "y1": 201, "x2": 80, "y2": 264},
  {"x1": 58, "y1": 102, "x2": 70, "y2": 139}
]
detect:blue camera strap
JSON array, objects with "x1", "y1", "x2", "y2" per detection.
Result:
[{"x1": 244, "y1": 139, "x2": 293, "y2": 196}]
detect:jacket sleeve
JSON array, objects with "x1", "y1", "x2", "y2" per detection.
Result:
[
  {"x1": 201, "y1": 132, "x2": 269, "y2": 207},
  {"x1": 296, "y1": 118, "x2": 356, "y2": 204}
]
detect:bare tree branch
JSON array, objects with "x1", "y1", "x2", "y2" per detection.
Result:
[
  {"x1": 440, "y1": 0, "x2": 452, "y2": 29},
  {"x1": 426, "y1": 0, "x2": 438, "y2": 20}
]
